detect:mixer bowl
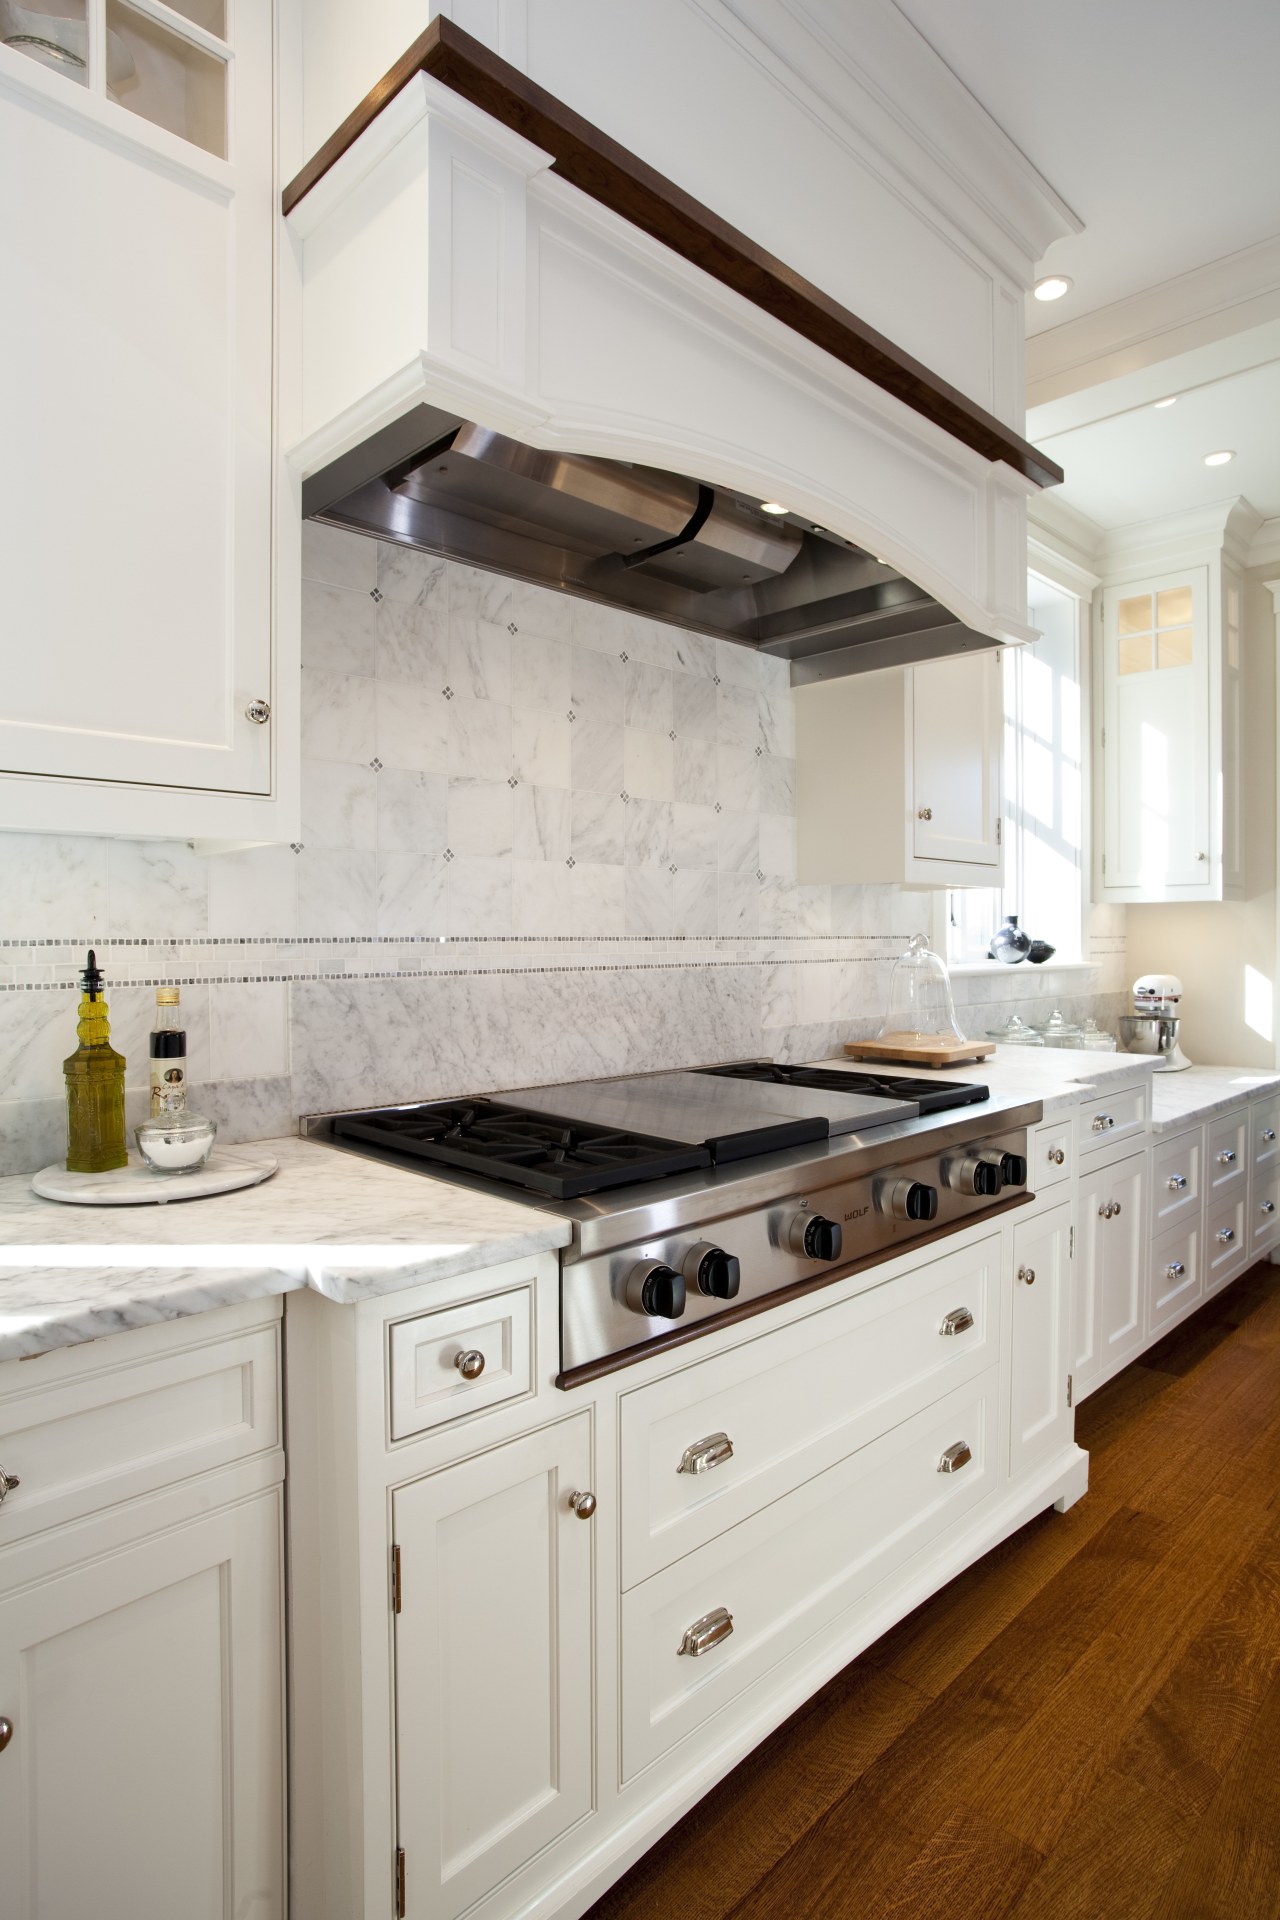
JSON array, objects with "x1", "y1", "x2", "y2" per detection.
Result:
[{"x1": 1118, "y1": 1013, "x2": 1182, "y2": 1060}]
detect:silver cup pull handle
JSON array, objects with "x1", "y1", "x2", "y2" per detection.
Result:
[
  {"x1": 939, "y1": 1306, "x2": 975, "y2": 1336},
  {"x1": 677, "y1": 1607, "x2": 734, "y2": 1657},
  {"x1": 0, "y1": 1467, "x2": 19, "y2": 1506},
  {"x1": 677, "y1": 1432, "x2": 734, "y2": 1476},
  {"x1": 938, "y1": 1440, "x2": 972, "y2": 1475},
  {"x1": 1092, "y1": 1113, "x2": 1115, "y2": 1132}
]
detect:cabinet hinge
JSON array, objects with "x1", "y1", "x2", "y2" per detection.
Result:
[
  {"x1": 1069, "y1": 1225, "x2": 1074, "y2": 1259},
  {"x1": 391, "y1": 1544, "x2": 402, "y2": 1616},
  {"x1": 996, "y1": 817, "x2": 1002, "y2": 846},
  {"x1": 1067, "y1": 1373, "x2": 1074, "y2": 1409},
  {"x1": 395, "y1": 1845, "x2": 406, "y2": 1918}
]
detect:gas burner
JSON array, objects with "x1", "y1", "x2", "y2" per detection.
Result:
[{"x1": 699, "y1": 1061, "x2": 989, "y2": 1114}]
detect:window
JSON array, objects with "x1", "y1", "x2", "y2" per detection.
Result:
[{"x1": 946, "y1": 573, "x2": 1084, "y2": 964}]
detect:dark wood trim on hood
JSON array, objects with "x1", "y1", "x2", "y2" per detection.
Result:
[{"x1": 282, "y1": 18, "x2": 1064, "y2": 491}]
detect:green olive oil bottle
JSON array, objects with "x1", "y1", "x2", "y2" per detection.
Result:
[{"x1": 64, "y1": 950, "x2": 128, "y2": 1173}]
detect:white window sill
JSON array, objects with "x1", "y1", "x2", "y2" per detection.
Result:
[{"x1": 948, "y1": 960, "x2": 1094, "y2": 977}]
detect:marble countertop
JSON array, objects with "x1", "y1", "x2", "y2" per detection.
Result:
[
  {"x1": 813, "y1": 1044, "x2": 1160, "y2": 1121},
  {"x1": 0, "y1": 1136, "x2": 570, "y2": 1361},
  {"x1": 1148, "y1": 1064, "x2": 1280, "y2": 1135}
]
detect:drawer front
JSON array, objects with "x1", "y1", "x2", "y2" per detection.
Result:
[
  {"x1": 1205, "y1": 1193, "x2": 1248, "y2": 1293},
  {"x1": 1206, "y1": 1109, "x2": 1248, "y2": 1197},
  {"x1": 1149, "y1": 1221, "x2": 1202, "y2": 1334},
  {"x1": 1251, "y1": 1173, "x2": 1280, "y2": 1255},
  {"x1": 1251, "y1": 1099, "x2": 1280, "y2": 1173},
  {"x1": 621, "y1": 1370, "x2": 997, "y2": 1779},
  {"x1": 619, "y1": 1232, "x2": 998, "y2": 1588},
  {"x1": 1151, "y1": 1128, "x2": 1202, "y2": 1233},
  {"x1": 388, "y1": 1285, "x2": 532, "y2": 1441},
  {"x1": 1077, "y1": 1081, "x2": 1149, "y2": 1159},
  {"x1": 1030, "y1": 1117, "x2": 1073, "y2": 1190},
  {"x1": 0, "y1": 1319, "x2": 280, "y2": 1550}
]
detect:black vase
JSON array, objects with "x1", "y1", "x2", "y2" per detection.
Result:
[{"x1": 1027, "y1": 939, "x2": 1056, "y2": 965}]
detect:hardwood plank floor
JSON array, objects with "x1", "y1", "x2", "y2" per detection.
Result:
[{"x1": 585, "y1": 1261, "x2": 1280, "y2": 1920}]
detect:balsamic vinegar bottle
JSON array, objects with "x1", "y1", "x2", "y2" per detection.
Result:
[
  {"x1": 63, "y1": 950, "x2": 128, "y2": 1173},
  {"x1": 149, "y1": 987, "x2": 188, "y2": 1116}
]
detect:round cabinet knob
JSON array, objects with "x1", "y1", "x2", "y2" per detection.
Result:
[
  {"x1": 0, "y1": 1467, "x2": 19, "y2": 1506},
  {"x1": 1263, "y1": 1129, "x2": 1277, "y2": 1143},
  {"x1": 1000, "y1": 1153, "x2": 1028, "y2": 1188},
  {"x1": 1218, "y1": 1227, "x2": 1236, "y2": 1245},
  {"x1": 1018, "y1": 1266, "x2": 1036, "y2": 1285},
  {"x1": 1166, "y1": 1261, "x2": 1186, "y2": 1280},
  {"x1": 880, "y1": 1178, "x2": 938, "y2": 1223},
  {"x1": 0, "y1": 1715, "x2": 12, "y2": 1753},
  {"x1": 244, "y1": 698, "x2": 271, "y2": 725},
  {"x1": 1048, "y1": 1147, "x2": 1066, "y2": 1166},
  {"x1": 681, "y1": 1242, "x2": 741, "y2": 1300},
  {"x1": 787, "y1": 1212, "x2": 843, "y2": 1261},
  {"x1": 1168, "y1": 1174, "x2": 1188, "y2": 1191},
  {"x1": 624, "y1": 1260, "x2": 686, "y2": 1320},
  {"x1": 568, "y1": 1490, "x2": 597, "y2": 1520},
  {"x1": 1262, "y1": 1201, "x2": 1276, "y2": 1215},
  {"x1": 917, "y1": 807, "x2": 933, "y2": 820},
  {"x1": 1218, "y1": 1149, "x2": 1237, "y2": 1165},
  {"x1": 1112, "y1": 1201, "x2": 1122, "y2": 1217},
  {"x1": 454, "y1": 1349, "x2": 485, "y2": 1381}
]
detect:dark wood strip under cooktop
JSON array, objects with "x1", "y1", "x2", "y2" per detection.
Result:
[{"x1": 282, "y1": 18, "x2": 1063, "y2": 492}]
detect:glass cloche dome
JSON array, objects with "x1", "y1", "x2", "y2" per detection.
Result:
[{"x1": 876, "y1": 934, "x2": 965, "y2": 1048}]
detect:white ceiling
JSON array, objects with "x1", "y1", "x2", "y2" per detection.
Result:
[{"x1": 892, "y1": 0, "x2": 1280, "y2": 535}]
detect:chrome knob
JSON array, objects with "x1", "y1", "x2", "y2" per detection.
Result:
[
  {"x1": 244, "y1": 698, "x2": 271, "y2": 724},
  {"x1": 1167, "y1": 1174, "x2": 1188, "y2": 1191},
  {"x1": 1048, "y1": 1147, "x2": 1066, "y2": 1166},
  {"x1": 1113, "y1": 1201, "x2": 1122, "y2": 1217},
  {"x1": 0, "y1": 1715, "x2": 12, "y2": 1753},
  {"x1": 1263, "y1": 1201, "x2": 1276, "y2": 1215},
  {"x1": 0, "y1": 1467, "x2": 18, "y2": 1505},
  {"x1": 681, "y1": 1241, "x2": 741, "y2": 1299},
  {"x1": 1197, "y1": 851, "x2": 1209, "y2": 862},
  {"x1": 568, "y1": 1490, "x2": 596, "y2": 1520},
  {"x1": 1217, "y1": 1149, "x2": 1237, "y2": 1165},
  {"x1": 1264, "y1": 1128, "x2": 1277, "y2": 1143},
  {"x1": 1091, "y1": 1113, "x2": 1115, "y2": 1133},
  {"x1": 1166, "y1": 1261, "x2": 1186, "y2": 1280},
  {"x1": 624, "y1": 1259, "x2": 686, "y2": 1319},
  {"x1": 1217, "y1": 1227, "x2": 1236, "y2": 1244},
  {"x1": 1018, "y1": 1266, "x2": 1036, "y2": 1285},
  {"x1": 454, "y1": 1349, "x2": 485, "y2": 1380},
  {"x1": 786, "y1": 1210, "x2": 842, "y2": 1261},
  {"x1": 917, "y1": 807, "x2": 933, "y2": 820},
  {"x1": 1099, "y1": 1202, "x2": 1114, "y2": 1219}
]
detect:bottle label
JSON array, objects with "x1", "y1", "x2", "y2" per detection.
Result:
[{"x1": 150, "y1": 1061, "x2": 187, "y2": 1115}]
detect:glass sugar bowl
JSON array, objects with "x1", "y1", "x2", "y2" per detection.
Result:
[
  {"x1": 136, "y1": 1112, "x2": 217, "y2": 1173},
  {"x1": 876, "y1": 934, "x2": 965, "y2": 1048},
  {"x1": 986, "y1": 1013, "x2": 1045, "y2": 1048}
]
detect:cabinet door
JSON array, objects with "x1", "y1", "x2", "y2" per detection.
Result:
[
  {"x1": 0, "y1": 1489, "x2": 284, "y2": 1920},
  {"x1": 1098, "y1": 1155, "x2": 1147, "y2": 1380},
  {"x1": 1101, "y1": 569, "x2": 1210, "y2": 895},
  {"x1": 0, "y1": 3, "x2": 276, "y2": 812},
  {"x1": 393, "y1": 1414, "x2": 594, "y2": 1920},
  {"x1": 1073, "y1": 1167, "x2": 1106, "y2": 1397},
  {"x1": 1010, "y1": 1203, "x2": 1073, "y2": 1479},
  {"x1": 910, "y1": 652, "x2": 1002, "y2": 868}
]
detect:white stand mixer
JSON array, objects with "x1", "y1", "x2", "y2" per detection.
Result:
[{"x1": 1118, "y1": 973, "x2": 1192, "y2": 1072}]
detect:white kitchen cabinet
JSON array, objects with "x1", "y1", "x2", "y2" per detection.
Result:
[
  {"x1": 0, "y1": 1489, "x2": 284, "y2": 1920},
  {"x1": 1009, "y1": 1202, "x2": 1073, "y2": 1478},
  {"x1": 393, "y1": 1413, "x2": 595, "y2": 1920},
  {"x1": 1095, "y1": 550, "x2": 1242, "y2": 903},
  {"x1": 0, "y1": 0, "x2": 298, "y2": 843},
  {"x1": 796, "y1": 650, "x2": 1003, "y2": 886},
  {"x1": 1073, "y1": 1151, "x2": 1147, "y2": 1397}
]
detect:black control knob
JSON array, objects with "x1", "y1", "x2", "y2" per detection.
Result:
[
  {"x1": 1000, "y1": 1153, "x2": 1028, "y2": 1187},
  {"x1": 901, "y1": 1180, "x2": 939, "y2": 1221},
  {"x1": 624, "y1": 1261, "x2": 686, "y2": 1319},
  {"x1": 804, "y1": 1215, "x2": 842, "y2": 1261},
  {"x1": 682, "y1": 1242, "x2": 742, "y2": 1299},
  {"x1": 973, "y1": 1160, "x2": 1002, "y2": 1197}
]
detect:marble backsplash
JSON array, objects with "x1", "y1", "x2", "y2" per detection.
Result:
[{"x1": 0, "y1": 527, "x2": 1127, "y2": 1174}]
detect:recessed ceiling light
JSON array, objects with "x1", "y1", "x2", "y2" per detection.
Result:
[
  {"x1": 1203, "y1": 450, "x2": 1235, "y2": 467},
  {"x1": 1154, "y1": 395, "x2": 1178, "y2": 409},
  {"x1": 759, "y1": 501, "x2": 789, "y2": 515},
  {"x1": 1033, "y1": 275, "x2": 1073, "y2": 302}
]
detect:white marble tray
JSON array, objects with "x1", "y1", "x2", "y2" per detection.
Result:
[{"x1": 31, "y1": 1149, "x2": 279, "y2": 1207}]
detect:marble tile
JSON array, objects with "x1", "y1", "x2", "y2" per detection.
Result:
[
  {"x1": 291, "y1": 974, "x2": 518, "y2": 1112},
  {"x1": 760, "y1": 881, "x2": 831, "y2": 936},
  {"x1": 448, "y1": 778, "x2": 514, "y2": 858},
  {"x1": 673, "y1": 673, "x2": 717, "y2": 741},
  {"x1": 573, "y1": 599, "x2": 632, "y2": 658},
  {"x1": 207, "y1": 846, "x2": 298, "y2": 937},
  {"x1": 670, "y1": 629, "x2": 718, "y2": 679},
  {"x1": 448, "y1": 694, "x2": 512, "y2": 780},
  {"x1": 302, "y1": 521, "x2": 377, "y2": 592},
  {"x1": 509, "y1": 578, "x2": 575, "y2": 642},
  {"x1": 624, "y1": 728, "x2": 673, "y2": 800},
  {"x1": 210, "y1": 981, "x2": 289, "y2": 1083},
  {"x1": 758, "y1": 812, "x2": 797, "y2": 879},
  {"x1": 672, "y1": 801, "x2": 718, "y2": 869},
  {"x1": 108, "y1": 841, "x2": 208, "y2": 938},
  {"x1": 376, "y1": 852, "x2": 448, "y2": 935},
  {"x1": 376, "y1": 600, "x2": 450, "y2": 687},
  {"x1": 197, "y1": 1076, "x2": 295, "y2": 1146},
  {"x1": 379, "y1": 769, "x2": 449, "y2": 856},
  {"x1": 673, "y1": 735, "x2": 718, "y2": 805},
  {"x1": 448, "y1": 857, "x2": 512, "y2": 935},
  {"x1": 717, "y1": 744, "x2": 760, "y2": 811},
  {"x1": 511, "y1": 633, "x2": 571, "y2": 710},
  {"x1": 759, "y1": 752, "x2": 796, "y2": 814},
  {"x1": 715, "y1": 639, "x2": 760, "y2": 688},
  {"x1": 759, "y1": 684, "x2": 795, "y2": 755},
  {"x1": 570, "y1": 645, "x2": 624, "y2": 717},
  {"x1": 0, "y1": 986, "x2": 83, "y2": 1103},
  {"x1": 302, "y1": 579, "x2": 376, "y2": 674},
  {"x1": 450, "y1": 623, "x2": 511, "y2": 703},
  {"x1": 717, "y1": 808, "x2": 759, "y2": 875},
  {"x1": 375, "y1": 680, "x2": 451, "y2": 773},
  {"x1": 0, "y1": 833, "x2": 108, "y2": 938},
  {"x1": 760, "y1": 962, "x2": 798, "y2": 1032},
  {"x1": 717, "y1": 683, "x2": 759, "y2": 749},
  {"x1": 301, "y1": 669, "x2": 377, "y2": 765},
  {"x1": 673, "y1": 868, "x2": 718, "y2": 935},
  {"x1": 450, "y1": 560, "x2": 517, "y2": 642},
  {"x1": 758, "y1": 652, "x2": 791, "y2": 694},
  {"x1": 624, "y1": 797, "x2": 672, "y2": 867},
  {"x1": 625, "y1": 661, "x2": 672, "y2": 732},
  {"x1": 0, "y1": 1097, "x2": 65, "y2": 1176},
  {"x1": 571, "y1": 862, "x2": 626, "y2": 936},
  {"x1": 625, "y1": 865, "x2": 673, "y2": 935},
  {"x1": 301, "y1": 759, "x2": 377, "y2": 852},
  {"x1": 572, "y1": 790, "x2": 626, "y2": 864},
  {"x1": 512, "y1": 708, "x2": 572, "y2": 787},
  {"x1": 717, "y1": 871, "x2": 758, "y2": 935},
  {"x1": 512, "y1": 859, "x2": 573, "y2": 936},
  {"x1": 297, "y1": 850, "x2": 376, "y2": 936},
  {"x1": 571, "y1": 713, "x2": 624, "y2": 794},
  {"x1": 513, "y1": 784, "x2": 571, "y2": 862},
  {"x1": 377, "y1": 543, "x2": 448, "y2": 608}
]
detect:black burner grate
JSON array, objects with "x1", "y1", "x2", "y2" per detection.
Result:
[
  {"x1": 700, "y1": 1061, "x2": 989, "y2": 1115},
  {"x1": 332, "y1": 1099, "x2": 712, "y2": 1199}
]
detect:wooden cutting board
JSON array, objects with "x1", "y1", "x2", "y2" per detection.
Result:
[{"x1": 845, "y1": 1036, "x2": 997, "y2": 1068}]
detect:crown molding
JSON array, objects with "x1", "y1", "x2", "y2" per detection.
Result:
[
  {"x1": 1028, "y1": 491, "x2": 1105, "y2": 583},
  {"x1": 1248, "y1": 519, "x2": 1280, "y2": 570},
  {"x1": 1096, "y1": 496, "x2": 1261, "y2": 576}
]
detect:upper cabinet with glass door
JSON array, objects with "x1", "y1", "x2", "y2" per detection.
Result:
[
  {"x1": 0, "y1": 0, "x2": 297, "y2": 844},
  {"x1": 1096, "y1": 559, "x2": 1242, "y2": 903}
]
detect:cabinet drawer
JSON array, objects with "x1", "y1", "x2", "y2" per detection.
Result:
[
  {"x1": 620, "y1": 1370, "x2": 997, "y2": 1779},
  {"x1": 1077, "y1": 1081, "x2": 1149, "y2": 1159},
  {"x1": 1149, "y1": 1221, "x2": 1201, "y2": 1334},
  {"x1": 1251, "y1": 1099, "x2": 1280, "y2": 1172},
  {"x1": 388, "y1": 1285, "x2": 532, "y2": 1441},
  {"x1": 1206, "y1": 1108, "x2": 1248, "y2": 1197},
  {"x1": 1205, "y1": 1193, "x2": 1247, "y2": 1293},
  {"x1": 1151, "y1": 1128, "x2": 1202, "y2": 1234},
  {"x1": 1030, "y1": 1118, "x2": 1073, "y2": 1190},
  {"x1": 618, "y1": 1232, "x2": 998, "y2": 1587},
  {"x1": 0, "y1": 1314, "x2": 280, "y2": 1552},
  {"x1": 1251, "y1": 1175, "x2": 1280, "y2": 1255}
]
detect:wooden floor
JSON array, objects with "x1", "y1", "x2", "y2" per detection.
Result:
[{"x1": 585, "y1": 1263, "x2": 1280, "y2": 1920}]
